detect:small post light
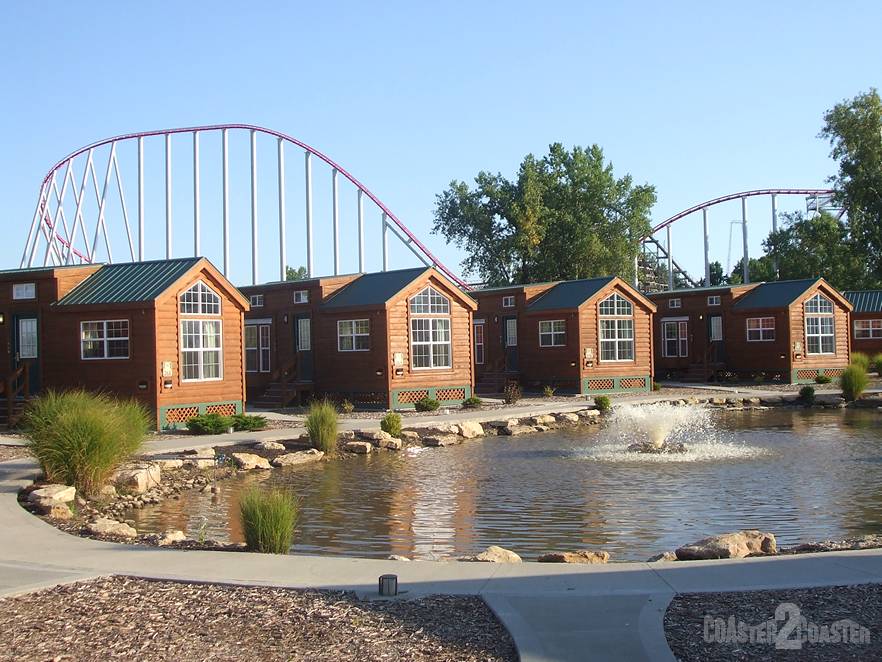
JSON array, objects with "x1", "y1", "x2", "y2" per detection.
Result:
[
  {"x1": 379, "y1": 574, "x2": 398, "y2": 596},
  {"x1": 0, "y1": 312, "x2": 5, "y2": 325}
]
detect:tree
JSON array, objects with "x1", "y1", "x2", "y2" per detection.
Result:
[
  {"x1": 285, "y1": 265, "x2": 308, "y2": 281},
  {"x1": 432, "y1": 143, "x2": 656, "y2": 286},
  {"x1": 821, "y1": 89, "x2": 882, "y2": 280},
  {"x1": 728, "y1": 256, "x2": 776, "y2": 285},
  {"x1": 700, "y1": 260, "x2": 725, "y2": 287}
]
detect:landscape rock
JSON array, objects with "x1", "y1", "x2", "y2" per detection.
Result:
[
  {"x1": 378, "y1": 437, "x2": 403, "y2": 450},
  {"x1": 577, "y1": 409, "x2": 601, "y2": 421},
  {"x1": 529, "y1": 414, "x2": 556, "y2": 427},
  {"x1": 28, "y1": 484, "x2": 76, "y2": 505},
  {"x1": 359, "y1": 430, "x2": 396, "y2": 445},
  {"x1": 38, "y1": 503, "x2": 73, "y2": 520},
  {"x1": 98, "y1": 484, "x2": 117, "y2": 498},
  {"x1": 487, "y1": 419, "x2": 521, "y2": 430},
  {"x1": 152, "y1": 458, "x2": 184, "y2": 470},
  {"x1": 556, "y1": 413, "x2": 580, "y2": 424},
  {"x1": 422, "y1": 435, "x2": 461, "y2": 447},
  {"x1": 537, "y1": 550, "x2": 609, "y2": 564},
  {"x1": 272, "y1": 449, "x2": 325, "y2": 467},
  {"x1": 157, "y1": 529, "x2": 187, "y2": 546},
  {"x1": 420, "y1": 423, "x2": 461, "y2": 437},
  {"x1": 387, "y1": 554, "x2": 412, "y2": 562},
  {"x1": 231, "y1": 453, "x2": 272, "y2": 470},
  {"x1": 112, "y1": 463, "x2": 162, "y2": 493},
  {"x1": 460, "y1": 545, "x2": 522, "y2": 563},
  {"x1": 254, "y1": 440, "x2": 286, "y2": 451},
  {"x1": 457, "y1": 420, "x2": 485, "y2": 439},
  {"x1": 343, "y1": 441, "x2": 373, "y2": 454},
  {"x1": 337, "y1": 430, "x2": 356, "y2": 441},
  {"x1": 88, "y1": 517, "x2": 137, "y2": 538},
  {"x1": 501, "y1": 424, "x2": 536, "y2": 436},
  {"x1": 186, "y1": 447, "x2": 216, "y2": 458},
  {"x1": 628, "y1": 441, "x2": 687, "y2": 454},
  {"x1": 676, "y1": 529, "x2": 777, "y2": 560},
  {"x1": 398, "y1": 430, "x2": 422, "y2": 445},
  {"x1": 183, "y1": 458, "x2": 216, "y2": 469},
  {"x1": 760, "y1": 396, "x2": 783, "y2": 405},
  {"x1": 647, "y1": 551, "x2": 678, "y2": 562}
]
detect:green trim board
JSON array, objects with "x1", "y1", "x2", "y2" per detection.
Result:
[
  {"x1": 391, "y1": 385, "x2": 473, "y2": 409},
  {"x1": 580, "y1": 375, "x2": 651, "y2": 395},
  {"x1": 160, "y1": 399, "x2": 244, "y2": 430},
  {"x1": 790, "y1": 368, "x2": 843, "y2": 385}
]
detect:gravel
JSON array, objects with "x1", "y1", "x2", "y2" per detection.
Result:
[
  {"x1": 0, "y1": 445, "x2": 30, "y2": 462},
  {"x1": 665, "y1": 583, "x2": 880, "y2": 661},
  {"x1": 0, "y1": 576, "x2": 516, "y2": 662}
]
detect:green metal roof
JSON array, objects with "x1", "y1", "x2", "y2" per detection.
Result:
[
  {"x1": 527, "y1": 277, "x2": 614, "y2": 312},
  {"x1": 844, "y1": 290, "x2": 882, "y2": 313},
  {"x1": 732, "y1": 279, "x2": 818, "y2": 310},
  {"x1": 471, "y1": 279, "x2": 560, "y2": 295},
  {"x1": 645, "y1": 284, "x2": 748, "y2": 297},
  {"x1": 320, "y1": 267, "x2": 429, "y2": 309},
  {"x1": 0, "y1": 263, "x2": 96, "y2": 277},
  {"x1": 55, "y1": 257, "x2": 202, "y2": 306}
]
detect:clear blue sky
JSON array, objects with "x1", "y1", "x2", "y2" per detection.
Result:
[{"x1": 1, "y1": 1, "x2": 880, "y2": 285}]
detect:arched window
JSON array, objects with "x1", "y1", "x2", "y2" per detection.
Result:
[
  {"x1": 179, "y1": 281, "x2": 221, "y2": 315},
  {"x1": 598, "y1": 293, "x2": 634, "y2": 361},
  {"x1": 179, "y1": 281, "x2": 222, "y2": 381},
  {"x1": 409, "y1": 286, "x2": 451, "y2": 369},
  {"x1": 409, "y1": 286, "x2": 450, "y2": 315},
  {"x1": 805, "y1": 294, "x2": 834, "y2": 354}
]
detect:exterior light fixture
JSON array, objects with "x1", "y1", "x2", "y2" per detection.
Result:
[
  {"x1": 0, "y1": 313, "x2": 5, "y2": 324},
  {"x1": 379, "y1": 574, "x2": 398, "y2": 596},
  {"x1": 283, "y1": 314, "x2": 289, "y2": 324},
  {"x1": 376, "y1": 368, "x2": 384, "y2": 376}
]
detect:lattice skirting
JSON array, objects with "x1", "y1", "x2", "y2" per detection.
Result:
[
  {"x1": 581, "y1": 375, "x2": 651, "y2": 395},
  {"x1": 791, "y1": 367, "x2": 846, "y2": 384},
  {"x1": 391, "y1": 385, "x2": 472, "y2": 409},
  {"x1": 160, "y1": 400, "x2": 243, "y2": 429}
]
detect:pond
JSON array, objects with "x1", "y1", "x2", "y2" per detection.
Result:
[{"x1": 131, "y1": 407, "x2": 882, "y2": 561}]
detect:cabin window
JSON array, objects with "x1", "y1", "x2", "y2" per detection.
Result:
[
  {"x1": 248, "y1": 294, "x2": 264, "y2": 308},
  {"x1": 707, "y1": 295, "x2": 721, "y2": 306},
  {"x1": 539, "y1": 320, "x2": 566, "y2": 347},
  {"x1": 668, "y1": 298, "x2": 682, "y2": 309},
  {"x1": 411, "y1": 318, "x2": 451, "y2": 369},
  {"x1": 180, "y1": 320, "x2": 223, "y2": 381},
  {"x1": 337, "y1": 319, "x2": 370, "y2": 351},
  {"x1": 662, "y1": 320, "x2": 688, "y2": 358},
  {"x1": 474, "y1": 322, "x2": 485, "y2": 365},
  {"x1": 179, "y1": 281, "x2": 221, "y2": 315},
  {"x1": 805, "y1": 294, "x2": 835, "y2": 354},
  {"x1": 746, "y1": 317, "x2": 775, "y2": 342},
  {"x1": 599, "y1": 294, "x2": 634, "y2": 361},
  {"x1": 855, "y1": 319, "x2": 882, "y2": 339},
  {"x1": 245, "y1": 323, "x2": 271, "y2": 373},
  {"x1": 12, "y1": 283, "x2": 36, "y2": 300},
  {"x1": 297, "y1": 318, "x2": 311, "y2": 351},
  {"x1": 80, "y1": 320, "x2": 130, "y2": 360},
  {"x1": 710, "y1": 316, "x2": 723, "y2": 342},
  {"x1": 410, "y1": 286, "x2": 450, "y2": 315},
  {"x1": 502, "y1": 295, "x2": 515, "y2": 308},
  {"x1": 293, "y1": 290, "x2": 309, "y2": 304}
]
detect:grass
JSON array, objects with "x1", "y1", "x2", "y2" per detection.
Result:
[
  {"x1": 23, "y1": 389, "x2": 150, "y2": 496},
  {"x1": 306, "y1": 399, "x2": 338, "y2": 453},
  {"x1": 840, "y1": 364, "x2": 869, "y2": 402},
  {"x1": 872, "y1": 353, "x2": 882, "y2": 374},
  {"x1": 238, "y1": 486, "x2": 298, "y2": 554},
  {"x1": 851, "y1": 352, "x2": 871, "y2": 372},
  {"x1": 380, "y1": 412, "x2": 402, "y2": 437},
  {"x1": 187, "y1": 413, "x2": 233, "y2": 435},
  {"x1": 594, "y1": 395, "x2": 612, "y2": 413},
  {"x1": 339, "y1": 398, "x2": 355, "y2": 414},
  {"x1": 542, "y1": 385, "x2": 556, "y2": 398},
  {"x1": 414, "y1": 397, "x2": 440, "y2": 412}
]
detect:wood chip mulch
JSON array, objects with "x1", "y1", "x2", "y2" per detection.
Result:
[
  {"x1": 0, "y1": 576, "x2": 517, "y2": 662},
  {"x1": 665, "y1": 583, "x2": 881, "y2": 661}
]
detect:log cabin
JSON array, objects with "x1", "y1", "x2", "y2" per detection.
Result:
[
  {"x1": 844, "y1": 290, "x2": 882, "y2": 357},
  {"x1": 471, "y1": 277, "x2": 656, "y2": 395},
  {"x1": 240, "y1": 266, "x2": 477, "y2": 409},
  {"x1": 0, "y1": 257, "x2": 249, "y2": 429},
  {"x1": 649, "y1": 278, "x2": 852, "y2": 383}
]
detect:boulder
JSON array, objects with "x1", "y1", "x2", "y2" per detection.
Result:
[
  {"x1": 231, "y1": 453, "x2": 272, "y2": 470},
  {"x1": 647, "y1": 551, "x2": 678, "y2": 563},
  {"x1": 157, "y1": 529, "x2": 187, "y2": 546},
  {"x1": 254, "y1": 440, "x2": 286, "y2": 451},
  {"x1": 378, "y1": 437, "x2": 403, "y2": 451},
  {"x1": 343, "y1": 441, "x2": 373, "y2": 454},
  {"x1": 422, "y1": 435, "x2": 461, "y2": 447},
  {"x1": 816, "y1": 394, "x2": 846, "y2": 406},
  {"x1": 760, "y1": 396, "x2": 783, "y2": 405},
  {"x1": 420, "y1": 423, "x2": 461, "y2": 437},
  {"x1": 501, "y1": 424, "x2": 535, "y2": 436},
  {"x1": 359, "y1": 430, "x2": 396, "y2": 445},
  {"x1": 183, "y1": 458, "x2": 216, "y2": 469},
  {"x1": 533, "y1": 425, "x2": 551, "y2": 432},
  {"x1": 98, "y1": 484, "x2": 117, "y2": 498},
  {"x1": 529, "y1": 414, "x2": 556, "y2": 427},
  {"x1": 399, "y1": 430, "x2": 422, "y2": 445},
  {"x1": 28, "y1": 484, "x2": 76, "y2": 505},
  {"x1": 676, "y1": 530, "x2": 777, "y2": 560},
  {"x1": 458, "y1": 420, "x2": 485, "y2": 439},
  {"x1": 112, "y1": 463, "x2": 162, "y2": 493},
  {"x1": 272, "y1": 449, "x2": 325, "y2": 467},
  {"x1": 187, "y1": 447, "x2": 216, "y2": 458},
  {"x1": 88, "y1": 517, "x2": 137, "y2": 538},
  {"x1": 387, "y1": 554, "x2": 412, "y2": 562},
  {"x1": 538, "y1": 550, "x2": 609, "y2": 564},
  {"x1": 577, "y1": 409, "x2": 601, "y2": 421},
  {"x1": 487, "y1": 419, "x2": 521, "y2": 430},
  {"x1": 711, "y1": 397, "x2": 728, "y2": 405},
  {"x1": 153, "y1": 458, "x2": 184, "y2": 470},
  {"x1": 556, "y1": 413, "x2": 580, "y2": 424},
  {"x1": 38, "y1": 503, "x2": 73, "y2": 520},
  {"x1": 460, "y1": 545, "x2": 522, "y2": 563},
  {"x1": 337, "y1": 430, "x2": 356, "y2": 441}
]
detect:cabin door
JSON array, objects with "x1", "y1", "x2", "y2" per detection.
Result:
[
  {"x1": 708, "y1": 315, "x2": 725, "y2": 363},
  {"x1": 294, "y1": 315, "x2": 313, "y2": 381},
  {"x1": 503, "y1": 316, "x2": 518, "y2": 372},
  {"x1": 12, "y1": 314, "x2": 40, "y2": 392}
]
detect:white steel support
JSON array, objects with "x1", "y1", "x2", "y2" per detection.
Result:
[
  {"x1": 385, "y1": 222, "x2": 431, "y2": 266},
  {"x1": 771, "y1": 194, "x2": 778, "y2": 275},
  {"x1": 305, "y1": 152, "x2": 313, "y2": 277},
  {"x1": 193, "y1": 131, "x2": 200, "y2": 255},
  {"x1": 332, "y1": 168, "x2": 340, "y2": 275},
  {"x1": 67, "y1": 150, "x2": 94, "y2": 264},
  {"x1": 357, "y1": 189, "x2": 365, "y2": 272},
  {"x1": 702, "y1": 208, "x2": 710, "y2": 286},
  {"x1": 22, "y1": 180, "x2": 46, "y2": 267},
  {"x1": 250, "y1": 129, "x2": 258, "y2": 285},
  {"x1": 222, "y1": 128, "x2": 230, "y2": 276},
  {"x1": 382, "y1": 212, "x2": 389, "y2": 271},
  {"x1": 632, "y1": 253, "x2": 639, "y2": 288},
  {"x1": 137, "y1": 137, "x2": 144, "y2": 260},
  {"x1": 165, "y1": 134, "x2": 172, "y2": 258},
  {"x1": 278, "y1": 138, "x2": 286, "y2": 282},
  {"x1": 741, "y1": 197, "x2": 749, "y2": 284},
  {"x1": 110, "y1": 150, "x2": 135, "y2": 261},
  {"x1": 666, "y1": 225, "x2": 674, "y2": 290},
  {"x1": 91, "y1": 144, "x2": 116, "y2": 262}
]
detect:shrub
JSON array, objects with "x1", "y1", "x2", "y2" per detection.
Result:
[
  {"x1": 851, "y1": 352, "x2": 871, "y2": 372},
  {"x1": 503, "y1": 382, "x2": 522, "y2": 405},
  {"x1": 651, "y1": 381, "x2": 661, "y2": 392},
  {"x1": 542, "y1": 385, "x2": 556, "y2": 398},
  {"x1": 799, "y1": 385, "x2": 815, "y2": 405},
  {"x1": 187, "y1": 413, "x2": 234, "y2": 435},
  {"x1": 340, "y1": 398, "x2": 355, "y2": 414},
  {"x1": 231, "y1": 414, "x2": 267, "y2": 431},
  {"x1": 840, "y1": 365, "x2": 869, "y2": 402},
  {"x1": 238, "y1": 486, "x2": 298, "y2": 554},
  {"x1": 306, "y1": 399, "x2": 338, "y2": 453},
  {"x1": 23, "y1": 390, "x2": 150, "y2": 496},
  {"x1": 872, "y1": 353, "x2": 882, "y2": 374},
  {"x1": 414, "y1": 397, "x2": 440, "y2": 412},
  {"x1": 461, "y1": 396, "x2": 483, "y2": 409},
  {"x1": 380, "y1": 412, "x2": 402, "y2": 438},
  {"x1": 814, "y1": 374, "x2": 832, "y2": 384},
  {"x1": 594, "y1": 395, "x2": 612, "y2": 413}
]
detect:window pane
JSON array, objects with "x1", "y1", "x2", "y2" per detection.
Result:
[
  {"x1": 203, "y1": 350, "x2": 221, "y2": 378},
  {"x1": 244, "y1": 326, "x2": 258, "y2": 350},
  {"x1": 107, "y1": 339, "x2": 129, "y2": 358},
  {"x1": 412, "y1": 344, "x2": 430, "y2": 367},
  {"x1": 433, "y1": 343, "x2": 451, "y2": 367},
  {"x1": 354, "y1": 335, "x2": 370, "y2": 350}
]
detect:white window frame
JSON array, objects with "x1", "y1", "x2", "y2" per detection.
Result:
[
  {"x1": 598, "y1": 294, "x2": 634, "y2": 362},
  {"x1": 662, "y1": 319, "x2": 688, "y2": 358},
  {"x1": 854, "y1": 319, "x2": 882, "y2": 339},
  {"x1": 337, "y1": 319, "x2": 370, "y2": 352},
  {"x1": 248, "y1": 294, "x2": 264, "y2": 308},
  {"x1": 180, "y1": 319, "x2": 224, "y2": 382},
  {"x1": 80, "y1": 319, "x2": 130, "y2": 360},
  {"x1": 505, "y1": 318, "x2": 518, "y2": 347},
  {"x1": 709, "y1": 315, "x2": 723, "y2": 342},
  {"x1": 539, "y1": 320, "x2": 566, "y2": 347},
  {"x1": 17, "y1": 318, "x2": 38, "y2": 359},
  {"x1": 244, "y1": 323, "x2": 271, "y2": 373},
  {"x1": 668, "y1": 298, "x2": 682, "y2": 309},
  {"x1": 409, "y1": 286, "x2": 450, "y2": 315},
  {"x1": 474, "y1": 322, "x2": 485, "y2": 365},
  {"x1": 746, "y1": 317, "x2": 776, "y2": 342},
  {"x1": 297, "y1": 317, "x2": 311, "y2": 351},
  {"x1": 410, "y1": 317, "x2": 452, "y2": 369},
  {"x1": 805, "y1": 294, "x2": 835, "y2": 355},
  {"x1": 12, "y1": 283, "x2": 36, "y2": 300},
  {"x1": 707, "y1": 295, "x2": 721, "y2": 306},
  {"x1": 179, "y1": 280, "x2": 221, "y2": 315},
  {"x1": 502, "y1": 295, "x2": 515, "y2": 308},
  {"x1": 293, "y1": 290, "x2": 309, "y2": 304}
]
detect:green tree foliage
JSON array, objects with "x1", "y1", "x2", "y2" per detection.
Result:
[
  {"x1": 705, "y1": 261, "x2": 725, "y2": 286},
  {"x1": 821, "y1": 89, "x2": 882, "y2": 282},
  {"x1": 285, "y1": 265, "x2": 308, "y2": 281},
  {"x1": 728, "y1": 256, "x2": 777, "y2": 285},
  {"x1": 433, "y1": 143, "x2": 656, "y2": 285}
]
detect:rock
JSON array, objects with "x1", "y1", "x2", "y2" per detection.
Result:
[
  {"x1": 760, "y1": 396, "x2": 783, "y2": 405},
  {"x1": 529, "y1": 414, "x2": 556, "y2": 426},
  {"x1": 153, "y1": 458, "x2": 184, "y2": 470},
  {"x1": 183, "y1": 458, "x2": 216, "y2": 469},
  {"x1": 387, "y1": 554, "x2": 412, "y2": 561},
  {"x1": 112, "y1": 463, "x2": 162, "y2": 493},
  {"x1": 28, "y1": 484, "x2": 76, "y2": 505},
  {"x1": 816, "y1": 394, "x2": 846, "y2": 406},
  {"x1": 337, "y1": 430, "x2": 356, "y2": 441},
  {"x1": 711, "y1": 397, "x2": 727, "y2": 405},
  {"x1": 358, "y1": 430, "x2": 396, "y2": 445},
  {"x1": 378, "y1": 437, "x2": 403, "y2": 450},
  {"x1": 231, "y1": 453, "x2": 272, "y2": 470},
  {"x1": 420, "y1": 423, "x2": 461, "y2": 437},
  {"x1": 534, "y1": 425, "x2": 551, "y2": 432},
  {"x1": 501, "y1": 425, "x2": 535, "y2": 436},
  {"x1": 399, "y1": 430, "x2": 421, "y2": 445},
  {"x1": 157, "y1": 529, "x2": 187, "y2": 546},
  {"x1": 746, "y1": 397, "x2": 761, "y2": 405},
  {"x1": 272, "y1": 449, "x2": 325, "y2": 467},
  {"x1": 88, "y1": 517, "x2": 137, "y2": 538},
  {"x1": 343, "y1": 441, "x2": 373, "y2": 454},
  {"x1": 676, "y1": 530, "x2": 777, "y2": 560},
  {"x1": 577, "y1": 409, "x2": 601, "y2": 421},
  {"x1": 538, "y1": 550, "x2": 609, "y2": 564},
  {"x1": 186, "y1": 447, "x2": 215, "y2": 458},
  {"x1": 487, "y1": 418, "x2": 521, "y2": 430},
  {"x1": 647, "y1": 551, "x2": 678, "y2": 562},
  {"x1": 556, "y1": 413, "x2": 580, "y2": 424},
  {"x1": 457, "y1": 420, "x2": 485, "y2": 439},
  {"x1": 38, "y1": 503, "x2": 73, "y2": 520},
  {"x1": 422, "y1": 435, "x2": 461, "y2": 447},
  {"x1": 460, "y1": 545, "x2": 522, "y2": 563},
  {"x1": 254, "y1": 440, "x2": 285, "y2": 451},
  {"x1": 99, "y1": 484, "x2": 117, "y2": 497}
]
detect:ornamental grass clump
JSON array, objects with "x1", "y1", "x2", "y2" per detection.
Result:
[
  {"x1": 238, "y1": 486, "x2": 298, "y2": 554},
  {"x1": 306, "y1": 399, "x2": 338, "y2": 453},
  {"x1": 23, "y1": 389, "x2": 150, "y2": 496},
  {"x1": 872, "y1": 353, "x2": 882, "y2": 374},
  {"x1": 380, "y1": 412, "x2": 402, "y2": 438},
  {"x1": 851, "y1": 352, "x2": 871, "y2": 372},
  {"x1": 840, "y1": 364, "x2": 869, "y2": 402}
]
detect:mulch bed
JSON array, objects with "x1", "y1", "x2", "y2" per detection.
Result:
[
  {"x1": 665, "y1": 583, "x2": 881, "y2": 661},
  {"x1": 0, "y1": 576, "x2": 516, "y2": 662}
]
